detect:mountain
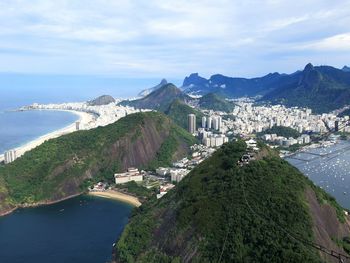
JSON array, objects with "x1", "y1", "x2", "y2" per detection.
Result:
[
  {"x1": 182, "y1": 72, "x2": 289, "y2": 97},
  {"x1": 0, "y1": 112, "x2": 196, "y2": 216},
  {"x1": 138, "y1": 79, "x2": 168, "y2": 97},
  {"x1": 263, "y1": 63, "x2": 350, "y2": 113},
  {"x1": 198, "y1": 92, "x2": 235, "y2": 112},
  {"x1": 114, "y1": 141, "x2": 350, "y2": 263},
  {"x1": 164, "y1": 99, "x2": 204, "y2": 129},
  {"x1": 88, "y1": 95, "x2": 115, "y2": 106},
  {"x1": 342, "y1": 66, "x2": 350, "y2": 72},
  {"x1": 119, "y1": 83, "x2": 191, "y2": 112}
]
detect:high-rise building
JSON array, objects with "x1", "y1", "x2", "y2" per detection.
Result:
[
  {"x1": 76, "y1": 121, "x2": 81, "y2": 131},
  {"x1": 201, "y1": 116, "x2": 206, "y2": 128},
  {"x1": 4, "y1": 150, "x2": 16, "y2": 164},
  {"x1": 188, "y1": 114, "x2": 196, "y2": 134},
  {"x1": 207, "y1": 117, "x2": 212, "y2": 129},
  {"x1": 213, "y1": 117, "x2": 219, "y2": 130},
  {"x1": 217, "y1": 116, "x2": 222, "y2": 131}
]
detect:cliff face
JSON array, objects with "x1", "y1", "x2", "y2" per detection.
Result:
[
  {"x1": 114, "y1": 141, "x2": 350, "y2": 263},
  {"x1": 0, "y1": 112, "x2": 196, "y2": 215}
]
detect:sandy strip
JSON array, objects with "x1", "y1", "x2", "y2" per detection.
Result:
[
  {"x1": 88, "y1": 190, "x2": 141, "y2": 207},
  {"x1": 3, "y1": 110, "x2": 95, "y2": 160}
]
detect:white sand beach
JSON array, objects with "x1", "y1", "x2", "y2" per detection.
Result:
[
  {"x1": 88, "y1": 190, "x2": 142, "y2": 207},
  {"x1": 0, "y1": 110, "x2": 95, "y2": 162}
]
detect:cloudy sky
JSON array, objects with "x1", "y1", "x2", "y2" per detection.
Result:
[{"x1": 0, "y1": 0, "x2": 349, "y2": 78}]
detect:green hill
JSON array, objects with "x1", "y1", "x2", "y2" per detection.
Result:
[
  {"x1": 198, "y1": 92, "x2": 235, "y2": 112},
  {"x1": 119, "y1": 84, "x2": 203, "y2": 130},
  {"x1": 0, "y1": 112, "x2": 196, "y2": 215},
  {"x1": 258, "y1": 125, "x2": 301, "y2": 138},
  {"x1": 119, "y1": 83, "x2": 192, "y2": 112},
  {"x1": 164, "y1": 99, "x2": 204, "y2": 130},
  {"x1": 114, "y1": 141, "x2": 349, "y2": 263}
]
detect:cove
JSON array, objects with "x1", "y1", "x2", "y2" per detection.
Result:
[{"x1": 0, "y1": 195, "x2": 132, "y2": 263}]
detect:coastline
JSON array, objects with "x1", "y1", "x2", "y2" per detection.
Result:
[
  {"x1": 0, "y1": 109, "x2": 95, "y2": 162},
  {"x1": 88, "y1": 190, "x2": 142, "y2": 207},
  {"x1": 0, "y1": 193, "x2": 83, "y2": 217}
]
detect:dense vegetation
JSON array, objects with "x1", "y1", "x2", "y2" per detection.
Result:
[
  {"x1": 145, "y1": 125, "x2": 197, "y2": 170},
  {"x1": 115, "y1": 181, "x2": 155, "y2": 201},
  {"x1": 115, "y1": 141, "x2": 347, "y2": 262},
  {"x1": 258, "y1": 125, "x2": 301, "y2": 138},
  {"x1": 198, "y1": 92, "x2": 235, "y2": 112},
  {"x1": 0, "y1": 112, "x2": 195, "y2": 211},
  {"x1": 164, "y1": 99, "x2": 204, "y2": 130},
  {"x1": 118, "y1": 83, "x2": 206, "y2": 130}
]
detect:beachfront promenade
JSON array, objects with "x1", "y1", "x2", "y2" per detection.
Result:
[
  {"x1": 1, "y1": 101, "x2": 149, "y2": 164},
  {"x1": 1, "y1": 110, "x2": 94, "y2": 163}
]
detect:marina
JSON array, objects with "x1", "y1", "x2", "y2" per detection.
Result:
[{"x1": 286, "y1": 140, "x2": 350, "y2": 209}]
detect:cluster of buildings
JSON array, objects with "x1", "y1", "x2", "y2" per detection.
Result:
[
  {"x1": 201, "y1": 116, "x2": 222, "y2": 131},
  {"x1": 24, "y1": 101, "x2": 150, "y2": 130},
  {"x1": 112, "y1": 144, "x2": 215, "y2": 199},
  {"x1": 156, "y1": 167, "x2": 190, "y2": 183},
  {"x1": 90, "y1": 182, "x2": 109, "y2": 191},
  {"x1": 225, "y1": 103, "x2": 323, "y2": 135},
  {"x1": 261, "y1": 133, "x2": 311, "y2": 147},
  {"x1": 217, "y1": 101, "x2": 350, "y2": 143},
  {"x1": 187, "y1": 114, "x2": 229, "y2": 147},
  {"x1": 198, "y1": 130, "x2": 229, "y2": 147}
]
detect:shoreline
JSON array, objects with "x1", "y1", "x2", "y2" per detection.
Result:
[
  {"x1": 0, "y1": 109, "x2": 95, "y2": 162},
  {"x1": 88, "y1": 190, "x2": 142, "y2": 207},
  {"x1": 0, "y1": 190, "x2": 141, "y2": 217},
  {"x1": 0, "y1": 193, "x2": 83, "y2": 217}
]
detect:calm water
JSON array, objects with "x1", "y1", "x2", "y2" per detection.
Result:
[
  {"x1": 286, "y1": 140, "x2": 350, "y2": 210},
  {"x1": 0, "y1": 196, "x2": 132, "y2": 263},
  {"x1": 0, "y1": 110, "x2": 78, "y2": 154}
]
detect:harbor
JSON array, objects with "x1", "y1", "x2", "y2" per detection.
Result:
[{"x1": 286, "y1": 140, "x2": 350, "y2": 209}]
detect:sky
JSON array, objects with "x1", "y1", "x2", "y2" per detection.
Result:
[{"x1": 0, "y1": 0, "x2": 349, "y2": 79}]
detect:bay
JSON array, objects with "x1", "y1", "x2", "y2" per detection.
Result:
[
  {"x1": 286, "y1": 140, "x2": 350, "y2": 210},
  {"x1": 0, "y1": 195, "x2": 132, "y2": 263}
]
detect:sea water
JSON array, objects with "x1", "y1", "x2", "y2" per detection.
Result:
[
  {"x1": 0, "y1": 196, "x2": 132, "y2": 263},
  {"x1": 286, "y1": 140, "x2": 350, "y2": 210}
]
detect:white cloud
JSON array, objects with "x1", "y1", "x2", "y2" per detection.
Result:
[
  {"x1": 0, "y1": 0, "x2": 349, "y2": 77},
  {"x1": 301, "y1": 33, "x2": 350, "y2": 51}
]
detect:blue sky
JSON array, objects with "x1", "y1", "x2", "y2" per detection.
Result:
[{"x1": 0, "y1": 0, "x2": 349, "y2": 78}]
